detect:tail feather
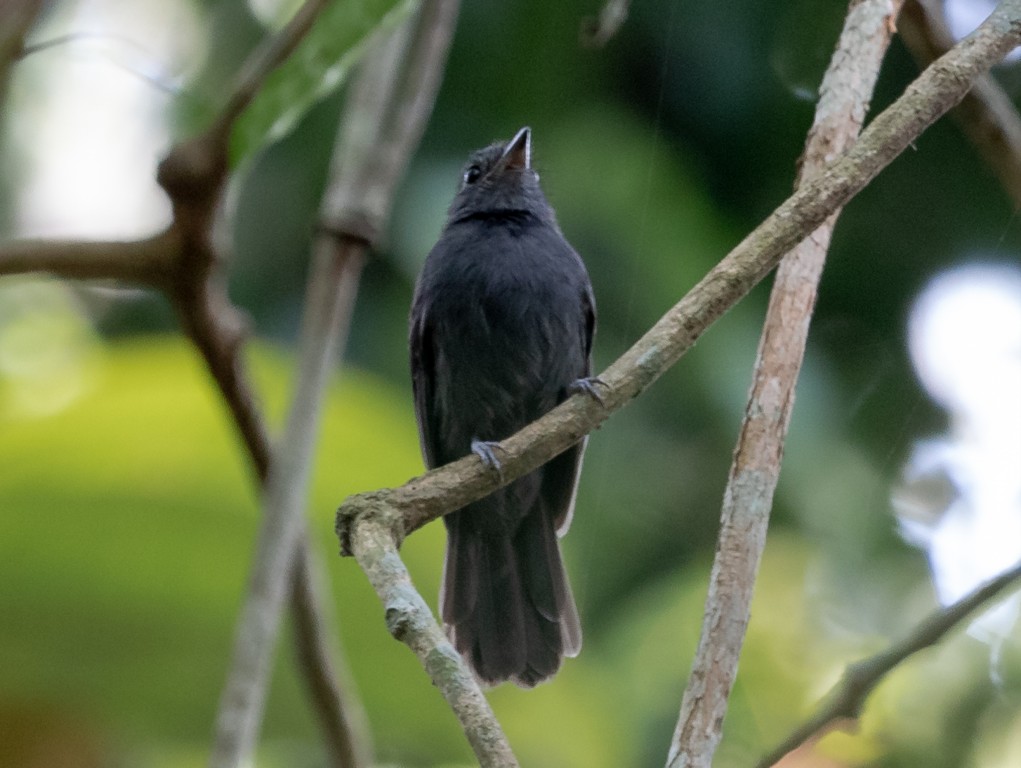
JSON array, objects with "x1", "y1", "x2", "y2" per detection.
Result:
[
  {"x1": 441, "y1": 487, "x2": 581, "y2": 687},
  {"x1": 439, "y1": 515, "x2": 478, "y2": 625},
  {"x1": 514, "y1": 591, "x2": 563, "y2": 687},
  {"x1": 474, "y1": 534, "x2": 527, "y2": 680}
]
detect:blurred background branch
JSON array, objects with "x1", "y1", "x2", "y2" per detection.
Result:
[
  {"x1": 209, "y1": 226, "x2": 370, "y2": 767},
  {"x1": 0, "y1": 233, "x2": 176, "y2": 284},
  {"x1": 900, "y1": 0, "x2": 1021, "y2": 206},
  {"x1": 211, "y1": 1, "x2": 461, "y2": 764},
  {"x1": 757, "y1": 560, "x2": 1021, "y2": 768},
  {"x1": 667, "y1": 2, "x2": 904, "y2": 765}
]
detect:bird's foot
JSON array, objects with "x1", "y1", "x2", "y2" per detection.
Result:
[
  {"x1": 471, "y1": 439, "x2": 505, "y2": 480},
  {"x1": 568, "y1": 376, "x2": 607, "y2": 405}
]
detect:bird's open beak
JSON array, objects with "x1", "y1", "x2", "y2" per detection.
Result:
[{"x1": 498, "y1": 126, "x2": 531, "y2": 172}]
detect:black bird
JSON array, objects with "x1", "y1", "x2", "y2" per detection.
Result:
[{"x1": 409, "y1": 127, "x2": 596, "y2": 687}]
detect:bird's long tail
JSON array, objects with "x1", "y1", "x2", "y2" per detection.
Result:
[{"x1": 440, "y1": 491, "x2": 581, "y2": 687}]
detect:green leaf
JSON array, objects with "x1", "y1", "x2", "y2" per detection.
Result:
[{"x1": 229, "y1": 0, "x2": 416, "y2": 165}]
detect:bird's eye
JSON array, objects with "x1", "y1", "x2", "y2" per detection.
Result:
[{"x1": 463, "y1": 165, "x2": 482, "y2": 185}]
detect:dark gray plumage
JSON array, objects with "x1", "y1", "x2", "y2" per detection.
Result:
[{"x1": 409, "y1": 127, "x2": 595, "y2": 687}]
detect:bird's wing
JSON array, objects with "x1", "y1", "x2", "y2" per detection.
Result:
[
  {"x1": 582, "y1": 278, "x2": 596, "y2": 371},
  {"x1": 410, "y1": 306, "x2": 441, "y2": 470},
  {"x1": 548, "y1": 278, "x2": 597, "y2": 536}
]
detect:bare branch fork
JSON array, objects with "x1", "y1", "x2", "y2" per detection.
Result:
[
  {"x1": 757, "y1": 560, "x2": 1021, "y2": 768},
  {"x1": 333, "y1": 0, "x2": 1021, "y2": 763}
]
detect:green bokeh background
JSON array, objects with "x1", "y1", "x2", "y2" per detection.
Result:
[{"x1": 2, "y1": 0, "x2": 1021, "y2": 766}]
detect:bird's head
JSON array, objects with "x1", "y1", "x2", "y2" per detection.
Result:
[{"x1": 446, "y1": 127, "x2": 552, "y2": 224}]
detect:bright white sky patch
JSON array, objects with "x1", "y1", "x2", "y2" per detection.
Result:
[
  {"x1": 896, "y1": 264, "x2": 1021, "y2": 646},
  {"x1": 4, "y1": 0, "x2": 205, "y2": 239},
  {"x1": 0, "y1": 0, "x2": 205, "y2": 417},
  {"x1": 946, "y1": 0, "x2": 1021, "y2": 62}
]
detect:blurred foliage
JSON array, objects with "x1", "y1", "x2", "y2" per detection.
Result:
[
  {"x1": 2, "y1": 0, "x2": 1021, "y2": 766},
  {"x1": 227, "y1": 0, "x2": 412, "y2": 165}
]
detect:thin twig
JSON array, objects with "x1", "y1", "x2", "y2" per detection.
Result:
[
  {"x1": 900, "y1": 0, "x2": 1021, "y2": 206},
  {"x1": 322, "y1": 0, "x2": 461, "y2": 244},
  {"x1": 336, "y1": 0, "x2": 1021, "y2": 554},
  {"x1": 666, "y1": 2, "x2": 904, "y2": 765},
  {"x1": 756, "y1": 560, "x2": 1021, "y2": 768}
]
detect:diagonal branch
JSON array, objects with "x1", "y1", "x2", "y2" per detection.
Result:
[
  {"x1": 667, "y1": 1, "x2": 904, "y2": 765},
  {"x1": 336, "y1": 0, "x2": 1021, "y2": 555},
  {"x1": 756, "y1": 560, "x2": 1021, "y2": 768},
  {"x1": 147, "y1": 12, "x2": 360, "y2": 761},
  {"x1": 153, "y1": 4, "x2": 399, "y2": 766}
]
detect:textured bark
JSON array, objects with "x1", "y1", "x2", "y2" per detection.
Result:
[{"x1": 666, "y1": 1, "x2": 905, "y2": 765}]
